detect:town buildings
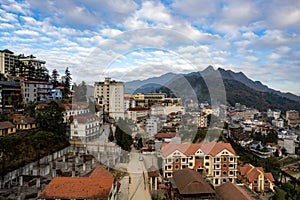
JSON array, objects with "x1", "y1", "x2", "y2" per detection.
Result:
[{"x1": 94, "y1": 77, "x2": 125, "y2": 119}]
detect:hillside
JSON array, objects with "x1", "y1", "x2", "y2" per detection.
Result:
[{"x1": 125, "y1": 67, "x2": 300, "y2": 112}]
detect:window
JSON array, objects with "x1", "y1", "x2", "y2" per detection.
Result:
[
  {"x1": 265, "y1": 180, "x2": 269, "y2": 184},
  {"x1": 223, "y1": 157, "x2": 227, "y2": 162},
  {"x1": 205, "y1": 162, "x2": 209, "y2": 166},
  {"x1": 223, "y1": 179, "x2": 227, "y2": 183},
  {"x1": 223, "y1": 164, "x2": 227, "y2": 168},
  {"x1": 168, "y1": 165, "x2": 171, "y2": 169},
  {"x1": 216, "y1": 171, "x2": 220, "y2": 175},
  {"x1": 167, "y1": 158, "x2": 172, "y2": 163},
  {"x1": 182, "y1": 158, "x2": 186, "y2": 162},
  {"x1": 216, "y1": 158, "x2": 220, "y2": 162},
  {"x1": 253, "y1": 180, "x2": 258, "y2": 184},
  {"x1": 230, "y1": 157, "x2": 234, "y2": 162},
  {"x1": 229, "y1": 171, "x2": 233, "y2": 175},
  {"x1": 229, "y1": 164, "x2": 234, "y2": 168},
  {"x1": 175, "y1": 158, "x2": 179, "y2": 163},
  {"x1": 175, "y1": 165, "x2": 179, "y2": 170},
  {"x1": 215, "y1": 179, "x2": 219, "y2": 185},
  {"x1": 189, "y1": 163, "x2": 193, "y2": 167},
  {"x1": 223, "y1": 171, "x2": 227, "y2": 175},
  {"x1": 205, "y1": 156, "x2": 209, "y2": 159}
]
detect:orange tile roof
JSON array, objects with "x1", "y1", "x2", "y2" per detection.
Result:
[
  {"x1": 184, "y1": 143, "x2": 202, "y2": 156},
  {"x1": 246, "y1": 168, "x2": 261, "y2": 183},
  {"x1": 37, "y1": 177, "x2": 113, "y2": 199},
  {"x1": 90, "y1": 165, "x2": 114, "y2": 179},
  {"x1": 264, "y1": 173, "x2": 275, "y2": 182},
  {"x1": 239, "y1": 164, "x2": 254, "y2": 176},
  {"x1": 199, "y1": 142, "x2": 236, "y2": 156},
  {"x1": 161, "y1": 142, "x2": 236, "y2": 157}
]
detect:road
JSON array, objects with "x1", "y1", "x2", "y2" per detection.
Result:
[{"x1": 127, "y1": 151, "x2": 151, "y2": 200}]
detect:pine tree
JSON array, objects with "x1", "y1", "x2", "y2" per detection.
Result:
[
  {"x1": 63, "y1": 67, "x2": 72, "y2": 98},
  {"x1": 51, "y1": 69, "x2": 60, "y2": 88}
]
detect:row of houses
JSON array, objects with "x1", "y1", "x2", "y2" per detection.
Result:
[{"x1": 0, "y1": 116, "x2": 36, "y2": 136}]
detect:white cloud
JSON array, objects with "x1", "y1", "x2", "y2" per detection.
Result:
[{"x1": 14, "y1": 29, "x2": 40, "y2": 36}]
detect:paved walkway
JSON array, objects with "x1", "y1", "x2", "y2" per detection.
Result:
[
  {"x1": 127, "y1": 152, "x2": 151, "y2": 200},
  {"x1": 118, "y1": 176, "x2": 129, "y2": 200}
]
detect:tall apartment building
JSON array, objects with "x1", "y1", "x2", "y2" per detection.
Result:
[
  {"x1": 0, "y1": 49, "x2": 48, "y2": 81},
  {"x1": 0, "y1": 49, "x2": 18, "y2": 75},
  {"x1": 18, "y1": 55, "x2": 48, "y2": 80},
  {"x1": 94, "y1": 77, "x2": 124, "y2": 119},
  {"x1": 161, "y1": 142, "x2": 238, "y2": 187}
]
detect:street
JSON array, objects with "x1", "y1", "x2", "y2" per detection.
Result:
[{"x1": 127, "y1": 151, "x2": 151, "y2": 200}]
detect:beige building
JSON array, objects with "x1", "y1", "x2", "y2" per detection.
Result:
[
  {"x1": 238, "y1": 164, "x2": 275, "y2": 192},
  {"x1": 161, "y1": 142, "x2": 238, "y2": 187},
  {"x1": 94, "y1": 78, "x2": 124, "y2": 119},
  {"x1": 286, "y1": 110, "x2": 300, "y2": 127}
]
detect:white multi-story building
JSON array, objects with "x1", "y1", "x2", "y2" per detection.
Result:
[
  {"x1": 70, "y1": 113, "x2": 101, "y2": 141},
  {"x1": 94, "y1": 78, "x2": 124, "y2": 120},
  {"x1": 0, "y1": 49, "x2": 18, "y2": 75},
  {"x1": 146, "y1": 116, "x2": 159, "y2": 135},
  {"x1": 161, "y1": 142, "x2": 238, "y2": 187},
  {"x1": 62, "y1": 103, "x2": 90, "y2": 123}
]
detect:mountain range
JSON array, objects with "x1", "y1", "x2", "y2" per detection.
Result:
[{"x1": 125, "y1": 66, "x2": 300, "y2": 112}]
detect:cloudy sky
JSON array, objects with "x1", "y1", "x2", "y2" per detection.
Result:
[{"x1": 1, "y1": 0, "x2": 300, "y2": 94}]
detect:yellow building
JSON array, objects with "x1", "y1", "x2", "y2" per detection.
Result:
[{"x1": 0, "y1": 121, "x2": 16, "y2": 136}]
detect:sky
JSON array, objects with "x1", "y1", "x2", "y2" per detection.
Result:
[{"x1": 0, "y1": 0, "x2": 300, "y2": 95}]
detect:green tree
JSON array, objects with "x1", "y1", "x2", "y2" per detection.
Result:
[
  {"x1": 35, "y1": 101, "x2": 66, "y2": 136},
  {"x1": 51, "y1": 69, "x2": 60, "y2": 88},
  {"x1": 272, "y1": 188, "x2": 286, "y2": 200},
  {"x1": 108, "y1": 126, "x2": 114, "y2": 142},
  {"x1": 63, "y1": 67, "x2": 72, "y2": 98},
  {"x1": 115, "y1": 118, "x2": 133, "y2": 151}
]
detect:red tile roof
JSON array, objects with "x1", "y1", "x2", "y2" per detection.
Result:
[
  {"x1": 161, "y1": 142, "x2": 236, "y2": 157},
  {"x1": 239, "y1": 163, "x2": 275, "y2": 183},
  {"x1": 264, "y1": 172, "x2": 275, "y2": 182},
  {"x1": 90, "y1": 165, "x2": 114, "y2": 179},
  {"x1": 239, "y1": 164, "x2": 254, "y2": 176},
  {"x1": 154, "y1": 132, "x2": 177, "y2": 139},
  {"x1": 37, "y1": 177, "x2": 113, "y2": 199},
  {"x1": 0, "y1": 121, "x2": 15, "y2": 129}
]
